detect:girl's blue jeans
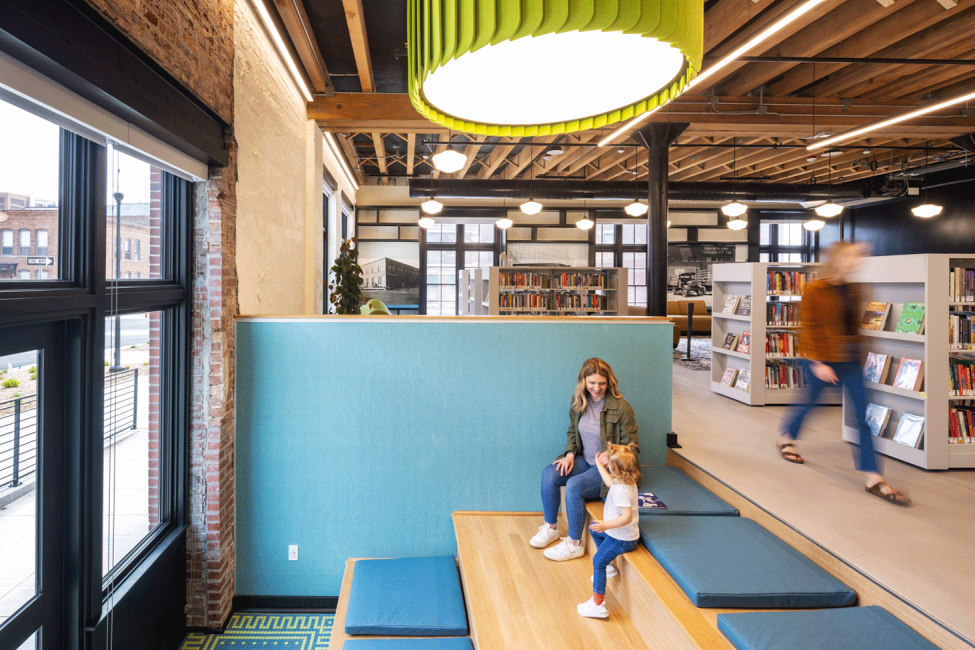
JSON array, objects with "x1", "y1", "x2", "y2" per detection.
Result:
[
  {"x1": 590, "y1": 529, "x2": 638, "y2": 595},
  {"x1": 540, "y1": 458, "x2": 603, "y2": 542}
]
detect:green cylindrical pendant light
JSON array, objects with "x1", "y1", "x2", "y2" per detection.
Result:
[{"x1": 408, "y1": 0, "x2": 703, "y2": 136}]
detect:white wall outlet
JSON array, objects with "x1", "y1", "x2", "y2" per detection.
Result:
[{"x1": 288, "y1": 545, "x2": 298, "y2": 561}]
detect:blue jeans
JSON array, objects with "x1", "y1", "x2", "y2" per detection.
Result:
[
  {"x1": 590, "y1": 529, "x2": 638, "y2": 595},
  {"x1": 541, "y1": 458, "x2": 603, "y2": 542},
  {"x1": 783, "y1": 360, "x2": 880, "y2": 474}
]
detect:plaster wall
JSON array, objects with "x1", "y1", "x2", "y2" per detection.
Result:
[{"x1": 235, "y1": 0, "x2": 318, "y2": 314}]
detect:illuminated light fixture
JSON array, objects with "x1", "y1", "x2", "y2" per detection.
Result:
[
  {"x1": 625, "y1": 201, "x2": 649, "y2": 217},
  {"x1": 520, "y1": 200, "x2": 543, "y2": 215},
  {"x1": 727, "y1": 217, "x2": 748, "y2": 230},
  {"x1": 722, "y1": 201, "x2": 748, "y2": 217},
  {"x1": 912, "y1": 203, "x2": 943, "y2": 218},
  {"x1": 496, "y1": 217, "x2": 514, "y2": 229},
  {"x1": 432, "y1": 148, "x2": 466, "y2": 173},
  {"x1": 421, "y1": 197, "x2": 443, "y2": 214},
  {"x1": 803, "y1": 218, "x2": 826, "y2": 231},
  {"x1": 815, "y1": 201, "x2": 844, "y2": 218},
  {"x1": 625, "y1": 148, "x2": 649, "y2": 216},
  {"x1": 808, "y1": 88, "x2": 975, "y2": 151},
  {"x1": 251, "y1": 0, "x2": 313, "y2": 102},
  {"x1": 408, "y1": 0, "x2": 703, "y2": 137},
  {"x1": 576, "y1": 216, "x2": 595, "y2": 230},
  {"x1": 323, "y1": 133, "x2": 360, "y2": 191},
  {"x1": 521, "y1": 142, "x2": 543, "y2": 215},
  {"x1": 667, "y1": 220, "x2": 672, "y2": 228},
  {"x1": 418, "y1": 216, "x2": 436, "y2": 228}
]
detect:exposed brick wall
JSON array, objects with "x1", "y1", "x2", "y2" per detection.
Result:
[
  {"x1": 186, "y1": 133, "x2": 238, "y2": 629},
  {"x1": 80, "y1": 0, "x2": 234, "y2": 123}
]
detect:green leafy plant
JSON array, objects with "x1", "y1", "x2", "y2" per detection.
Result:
[
  {"x1": 327, "y1": 237, "x2": 365, "y2": 314},
  {"x1": 104, "y1": 361, "x2": 110, "y2": 367},
  {"x1": 29, "y1": 365, "x2": 36, "y2": 373},
  {"x1": 2, "y1": 378, "x2": 20, "y2": 389},
  {"x1": 12, "y1": 393, "x2": 21, "y2": 398}
]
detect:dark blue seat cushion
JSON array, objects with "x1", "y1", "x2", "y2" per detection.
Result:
[
  {"x1": 345, "y1": 557, "x2": 468, "y2": 636},
  {"x1": 640, "y1": 517, "x2": 856, "y2": 608},
  {"x1": 637, "y1": 466, "x2": 738, "y2": 516},
  {"x1": 343, "y1": 640, "x2": 473, "y2": 650},
  {"x1": 718, "y1": 607, "x2": 940, "y2": 650}
]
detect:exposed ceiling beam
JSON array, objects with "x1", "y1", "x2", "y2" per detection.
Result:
[
  {"x1": 337, "y1": 135, "x2": 366, "y2": 185},
  {"x1": 310, "y1": 93, "x2": 445, "y2": 132},
  {"x1": 272, "y1": 0, "x2": 334, "y2": 95},
  {"x1": 406, "y1": 134, "x2": 416, "y2": 176},
  {"x1": 703, "y1": 0, "x2": 778, "y2": 53},
  {"x1": 371, "y1": 133, "x2": 387, "y2": 174},
  {"x1": 342, "y1": 0, "x2": 375, "y2": 92},
  {"x1": 458, "y1": 136, "x2": 488, "y2": 177},
  {"x1": 477, "y1": 141, "x2": 518, "y2": 179}
]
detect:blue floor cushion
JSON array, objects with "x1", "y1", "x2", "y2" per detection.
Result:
[
  {"x1": 345, "y1": 556, "x2": 468, "y2": 636},
  {"x1": 718, "y1": 607, "x2": 940, "y2": 650},
  {"x1": 640, "y1": 517, "x2": 856, "y2": 608},
  {"x1": 343, "y1": 640, "x2": 473, "y2": 650},
  {"x1": 638, "y1": 466, "x2": 738, "y2": 516}
]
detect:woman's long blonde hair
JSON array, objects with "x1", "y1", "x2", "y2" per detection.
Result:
[
  {"x1": 571, "y1": 358, "x2": 623, "y2": 413},
  {"x1": 606, "y1": 443, "x2": 641, "y2": 486}
]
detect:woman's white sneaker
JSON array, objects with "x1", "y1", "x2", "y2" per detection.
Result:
[
  {"x1": 529, "y1": 525, "x2": 561, "y2": 549},
  {"x1": 543, "y1": 538, "x2": 585, "y2": 561},
  {"x1": 577, "y1": 597, "x2": 609, "y2": 619}
]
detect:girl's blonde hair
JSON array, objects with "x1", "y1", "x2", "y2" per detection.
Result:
[
  {"x1": 571, "y1": 358, "x2": 623, "y2": 413},
  {"x1": 606, "y1": 443, "x2": 641, "y2": 486},
  {"x1": 821, "y1": 240, "x2": 870, "y2": 279}
]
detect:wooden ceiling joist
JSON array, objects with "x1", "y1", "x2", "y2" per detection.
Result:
[
  {"x1": 457, "y1": 136, "x2": 489, "y2": 177},
  {"x1": 477, "y1": 141, "x2": 519, "y2": 179},
  {"x1": 406, "y1": 134, "x2": 416, "y2": 176},
  {"x1": 341, "y1": 0, "x2": 375, "y2": 93},
  {"x1": 272, "y1": 0, "x2": 333, "y2": 94},
  {"x1": 370, "y1": 133, "x2": 387, "y2": 174}
]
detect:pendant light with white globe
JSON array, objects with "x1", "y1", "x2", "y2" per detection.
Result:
[
  {"x1": 802, "y1": 218, "x2": 825, "y2": 231},
  {"x1": 723, "y1": 138, "x2": 748, "y2": 229},
  {"x1": 421, "y1": 197, "x2": 443, "y2": 214},
  {"x1": 625, "y1": 149, "x2": 649, "y2": 216},
  {"x1": 813, "y1": 153, "x2": 844, "y2": 218},
  {"x1": 576, "y1": 215, "x2": 595, "y2": 230},
  {"x1": 521, "y1": 142, "x2": 543, "y2": 215},
  {"x1": 912, "y1": 143, "x2": 943, "y2": 218},
  {"x1": 431, "y1": 133, "x2": 467, "y2": 173},
  {"x1": 418, "y1": 216, "x2": 437, "y2": 229}
]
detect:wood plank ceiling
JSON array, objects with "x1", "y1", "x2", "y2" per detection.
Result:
[{"x1": 282, "y1": 0, "x2": 975, "y2": 187}]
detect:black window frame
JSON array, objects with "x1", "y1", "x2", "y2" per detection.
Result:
[
  {"x1": 760, "y1": 219, "x2": 812, "y2": 263},
  {"x1": 419, "y1": 214, "x2": 502, "y2": 315}
]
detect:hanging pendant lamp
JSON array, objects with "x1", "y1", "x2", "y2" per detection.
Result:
[
  {"x1": 723, "y1": 138, "x2": 748, "y2": 228},
  {"x1": 803, "y1": 218, "x2": 825, "y2": 231},
  {"x1": 407, "y1": 0, "x2": 703, "y2": 136},
  {"x1": 912, "y1": 142, "x2": 943, "y2": 218},
  {"x1": 521, "y1": 142, "x2": 544, "y2": 215},
  {"x1": 421, "y1": 197, "x2": 444, "y2": 214},
  {"x1": 814, "y1": 154, "x2": 843, "y2": 218},
  {"x1": 625, "y1": 149, "x2": 649, "y2": 216},
  {"x1": 418, "y1": 216, "x2": 437, "y2": 228}
]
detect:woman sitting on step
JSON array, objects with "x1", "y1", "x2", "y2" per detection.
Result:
[{"x1": 530, "y1": 358, "x2": 640, "y2": 561}]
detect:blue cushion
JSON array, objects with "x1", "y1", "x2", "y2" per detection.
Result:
[
  {"x1": 718, "y1": 607, "x2": 940, "y2": 650},
  {"x1": 640, "y1": 517, "x2": 856, "y2": 608},
  {"x1": 343, "y1": 640, "x2": 473, "y2": 650},
  {"x1": 345, "y1": 557, "x2": 469, "y2": 636},
  {"x1": 638, "y1": 466, "x2": 738, "y2": 516}
]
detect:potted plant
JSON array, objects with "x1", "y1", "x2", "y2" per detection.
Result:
[{"x1": 327, "y1": 237, "x2": 364, "y2": 314}]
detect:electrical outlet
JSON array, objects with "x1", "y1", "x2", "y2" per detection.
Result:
[{"x1": 288, "y1": 545, "x2": 298, "y2": 561}]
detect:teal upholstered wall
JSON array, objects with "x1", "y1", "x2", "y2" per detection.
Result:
[{"x1": 235, "y1": 318, "x2": 672, "y2": 596}]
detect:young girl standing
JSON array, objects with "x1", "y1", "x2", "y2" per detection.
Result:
[{"x1": 577, "y1": 443, "x2": 641, "y2": 619}]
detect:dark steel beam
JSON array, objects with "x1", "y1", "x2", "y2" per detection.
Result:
[{"x1": 720, "y1": 56, "x2": 975, "y2": 66}]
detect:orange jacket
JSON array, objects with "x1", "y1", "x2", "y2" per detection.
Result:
[{"x1": 799, "y1": 279, "x2": 863, "y2": 363}]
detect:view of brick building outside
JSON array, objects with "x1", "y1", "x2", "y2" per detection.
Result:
[{"x1": 362, "y1": 257, "x2": 421, "y2": 290}]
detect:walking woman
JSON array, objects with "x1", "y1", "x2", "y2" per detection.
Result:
[{"x1": 777, "y1": 241, "x2": 911, "y2": 505}]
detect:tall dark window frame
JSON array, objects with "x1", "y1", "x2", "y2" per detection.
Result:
[
  {"x1": 419, "y1": 219, "x2": 501, "y2": 315},
  {"x1": 593, "y1": 220, "x2": 649, "y2": 308},
  {"x1": 0, "y1": 130, "x2": 192, "y2": 649},
  {"x1": 760, "y1": 220, "x2": 812, "y2": 263}
]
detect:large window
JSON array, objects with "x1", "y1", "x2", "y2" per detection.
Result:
[
  {"x1": 594, "y1": 222, "x2": 649, "y2": 307},
  {"x1": 1, "y1": 230, "x2": 12, "y2": 255},
  {"x1": 423, "y1": 222, "x2": 498, "y2": 315},
  {"x1": 19, "y1": 230, "x2": 31, "y2": 255},
  {"x1": 760, "y1": 221, "x2": 809, "y2": 263},
  {"x1": 36, "y1": 230, "x2": 49, "y2": 256}
]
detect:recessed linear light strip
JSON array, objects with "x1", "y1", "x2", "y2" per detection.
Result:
[
  {"x1": 807, "y1": 88, "x2": 975, "y2": 151},
  {"x1": 252, "y1": 0, "x2": 314, "y2": 102},
  {"x1": 598, "y1": 0, "x2": 830, "y2": 148},
  {"x1": 324, "y1": 132, "x2": 360, "y2": 191}
]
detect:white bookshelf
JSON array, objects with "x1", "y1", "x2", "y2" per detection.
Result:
[
  {"x1": 710, "y1": 262, "x2": 841, "y2": 406},
  {"x1": 459, "y1": 268, "x2": 489, "y2": 315},
  {"x1": 844, "y1": 254, "x2": 975, "y2": 469},
  {"x1": 488, "y1": 266, "x2": 624, "y2": 316}
]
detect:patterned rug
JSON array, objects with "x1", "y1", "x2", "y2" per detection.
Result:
[
  {"x1": 673, "y1": 337, "x2": 712, "y2": 370},
  {"x1": 181, "y1": 613, "x2": 333, "y2": 649}
]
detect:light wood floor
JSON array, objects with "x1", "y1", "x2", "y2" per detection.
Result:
[{"x1": 671, "y1": 364, "x2": 975, "y2": 648}]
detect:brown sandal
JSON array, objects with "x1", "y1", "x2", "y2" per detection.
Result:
[
  {"x1": 865, "y1": 481, "x2": 912, "y2": 506},
  {"x1": 776, "y1": 441, "x2": 804, "y2": 464}
]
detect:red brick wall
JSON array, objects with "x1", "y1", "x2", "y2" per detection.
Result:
[{"x1": 80, "y1": 0, "x2": 234, "y2": 123}]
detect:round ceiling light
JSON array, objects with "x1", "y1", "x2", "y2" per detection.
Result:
[
  {"x1": 912, "y1": 203, "x2": 943, "y2": 218},
  {"x1": 803, "y1": 218, "x2": 825, "y2": 231},
  {"x1": 408, "y1": 0, "x2": 702, "y2": 136},
  {"x1": 624, "y1": 201, "x2": 649, "y2": 217},
  {"x1": 727, "y1": 217, "x2": 748, "y2": 230},
  {"x1": 576, "y1": 217, "x2": 595, "y2": 230},
  {"x1": 418, "y1": 216, "x2": 436, "y2": 228},
  {"x1": 421, "y1": 198, "x2": 444, "y2": 214},
  {"x1": 815, "y1": 201, "x2": 844, "y2": 218},
  {"x1": 721, "y1": 201, "x2": 748, "y2": 217},
  {"x1": 496, "y1": 217, "x2": 514, "y2": 229},
  {"x1": 431, "y1": 148, "x2": 466, "y2": 173},
  {"x1": 520, "y1": 200, "x2": 543, "y2": 215}
]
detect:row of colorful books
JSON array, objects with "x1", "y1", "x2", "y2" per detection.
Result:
[
  {"x1": 766, "y1": 331, "x2": 801, "y2": 357},
  {"x1": 767, "y1": 302, "x2": 799, "y2": 326},
  {"x1": 719, "y1": 368, "x2": 751, "y2": 392},
  {"x1": 765, "y1": 359, "x2": 810, "y2": 390},
  {"x1": 949, "y1": 401, "x2": 975, "y2": 443},
  {"x1": 864, "y1": 404, "x2": 924, "y2": 447},
  {"x1": 720, "y1": 331, "x2": 752, "y2": 354},
  {"x1": 553, "y1": 294, "x2": 606, "y2": 310},
  {"x1": 860, "y1": 301, "x2": 925, "y2": 333},
  {"x1": 863, "y1": 352, "x2": 924, "y2": 391},
  {"x1": 499, "y1": 272, "x2": 550, "y2": 288},
  {"x1": 949, "y1": 309, "x2": 975, "y2": 349},
  {"x1": 720, "y1": 295, "x2": 752, "y2": 316},
  {"x1": 949, "y1": 267, "x2": 975, "y2": 302},
  {"x1": 949, "y1": 353, "x2": 975, "y2": 395},
  {"x1": 498, "y1": 293, "x2": 549, "y2": 309},
  {"x1": 766, "y1": 270, "x2": 809, "y2": 295},
  {"x1": 556, "y1": 272, "x2": 607, "y2": 289}
]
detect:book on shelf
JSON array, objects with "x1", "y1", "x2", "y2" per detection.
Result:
[
  {"x1": 767, "y1": 301, "x2": 800, "y2": 326},
  {"x1": 948, "y1": 309, "x2": 975, "y2": 349},
  {"x1": 734, "y1": 369, "x2": 751, "y2": 392},
  {"x1": 892, "y1": 413, "x2": 925, "y2": 448},
  {"x1": 894, "y1": 302, "x2": 925, "y2": 334},
  {"x1": 892, "y1": 358, "x2": 924, "y2": 391},
  {"x1": 722, "y1": 333, "x2": 740, "y2": 350},
  {"x1": 949, "y1": 402, "x2": 975, "y2": 444},
  {"x1": 766, "y1": 330, "x2": 800, "y2": 357},
  {"x1": 737, "y1": 295, "x2": 753, "y2": 317},
  {"x1": 950, "y1": 266, "x2": 975, "y2": 302},
  {"x1": 638, "y1": 493, "x2": 667, "y2": 509},
  {"x1": 860, "y1": 301, "x2": 891, "y2": 330},
  {"x1": 736, "y1": 331, "x2": 752, "y2": 354},
  {"x1": 557, "y1": 271, "x2": 606, "y2": 288},
  {"x1": 767, "y1": 270, "x2": 807, "y2": 295},
  {"x1": 720, "y1": 368, "x2": 739, "y2": 386},
  {"x1": 862, "y1": 352, "x2": 892, "y2": 384},
  {"x1": 765, "y1": 359, "x2": 808, "y2": 390},
  {"x1": 864, "y1": 403, "x2": 892, "y2": 437},
  {"x1": 949, "y1": 353, "x2": 975, "y2": 395},
  {"x1": 721, "y1": 295, "x2": 742, "y2": 314},
  {"x1": 500, "y1": 271, "x2": 550, "y2": 289}
]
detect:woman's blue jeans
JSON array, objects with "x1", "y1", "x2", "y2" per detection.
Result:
[
  {"x1": 541, "y1": 458, "x2": 603, "y2": 542},
  {"x1": 590, "y1": 529, "x2": 638, "y2": 595},
  {"x1": 783, "y1": 360, "x2": 880, "y2": 474}
]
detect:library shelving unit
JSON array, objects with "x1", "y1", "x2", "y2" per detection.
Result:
[
  {"x1": 488, "y1": 266, "x2": 624, "y2": 316},
  {"x1": 459, "y1": 269, "x2": 489, "y2": 315},
  {"x1": 710, "y1": 262, "x2": 841, "y2": 406},
  {"x1": 844, "y1": 254, "x2": 975, "y2": 470}
]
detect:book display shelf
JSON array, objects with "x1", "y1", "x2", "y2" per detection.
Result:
[
  {"x1": 459, "y1": 268, "x2": 489, "y2": 315},
  {"x1": 488, "y1": 266, "x2": 624, "y2": 316},
  {"x1": 710, "y1": 262, "x2": 841, "y2": 406},
  {"x1": 845, "y1": 254, "x2": 975, "y2": 469}
]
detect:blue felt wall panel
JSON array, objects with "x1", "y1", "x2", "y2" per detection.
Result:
[{"x1": 235, "y1": 319, "x2": 672, "y2": 596}]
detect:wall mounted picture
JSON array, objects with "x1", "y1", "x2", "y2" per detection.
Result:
[{"x1": 357, "y1": 241, "x2": 421, "y2": 310}]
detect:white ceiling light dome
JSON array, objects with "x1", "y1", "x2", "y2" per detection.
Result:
[
  {"x1": 624, "y1": 201, "x2": 649, "y2": 217},
  {"x1": 803, "y1": 218, "x2": 826, "y2": 231},
  {"x1": 815, "y1": 201, "x2": 844, "y2": 218},
  {"x1": 431, "y1": 148, "x2": 466, "y2": 173},
  {"x1": 418, "y1": 216, "x2": 436, "y2": 228},
  {"x1": 912, "y1": 203, "x2": 943, "y2": 218},
  {"x1": 727, "y1": 217, "x2": 748, "y2": 230},
  {"x1": 576, "y1": 217, "x2": 595, "y2": 230},
  {"x1": 721, "y1": 201, "x2": 748, "y2": 217},
  {"x1": 520, "y1": 200, "x2": 543, "y2": 215},
  {"x1": 421, "y1": 198, "x2": 443, "y2": 214},
  {"x1": 496, "y1": 217, "x2": 514, "y2": 229}
]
